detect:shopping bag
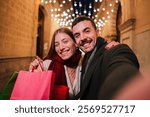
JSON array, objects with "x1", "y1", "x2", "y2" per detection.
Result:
[
  {"x1": 0, "y1": 72, "x2": 18, "y2": 100},
  {"x1": 10, "y1": 70, "x2": 55, "y2": 100},
  {"x1": 52, "y1": 85, "x2": 69, "y2": 100}
]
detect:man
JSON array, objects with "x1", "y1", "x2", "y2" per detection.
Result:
[{"x1": 72, "y1": 16, "x2": 140, "y2": 99}]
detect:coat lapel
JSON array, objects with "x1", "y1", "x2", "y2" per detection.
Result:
[{"x1": 80, "y1": 38, "x2": 107, "y2": 98}]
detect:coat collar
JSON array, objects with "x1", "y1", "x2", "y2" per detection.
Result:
[{"x1": 80, "y1": 37, "x2": 107, "y2": 98}]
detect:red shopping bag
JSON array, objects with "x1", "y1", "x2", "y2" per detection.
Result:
[
  {"x1": 52, "y1": 85, "x2": 69, "y2": 100},
  {"x1": 10, "y1": 70, "x2": 55, "y2": 100}
]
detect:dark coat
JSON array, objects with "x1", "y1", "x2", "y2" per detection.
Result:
[{"x1": 80, "y1": 37, "x2": 140, "y2": 100}]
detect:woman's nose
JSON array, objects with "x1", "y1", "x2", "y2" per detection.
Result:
[{"x1": 59, "y1": 44, "x2": 65, "y2": 51}]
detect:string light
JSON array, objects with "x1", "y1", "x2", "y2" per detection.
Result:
[
  {"x1": 54, "y1": 0, "x2": 56, "y2": 3},
  {"x1": 58, "y1": 8, "x2": 60, "y2": 11},
  {"x1": 111, "y1": 9, "x2": 114, "y2": 12},
  {"x1": 89, "y1": 3, "x2": 92, "y2": 9},
  {"x1": 60, "y1": 4, "x2": 63, "y2": 7},
  {"x1": 106, "y1": 11, "x2": 109, "y2": 15},
  {"x1": 41, "y1": 0, "x2": 44, "y2": 3},
  {"x1": 84, "y1": 10, "x2": 87, "y2": 14},
  {"x1": 54, "y1": 8, "x2": 57, "y2": 11},
  {"x1": 51, "y1": 14, "x2": 54, "y2": 17},
  {"x1": 45, "y1": 1, "x2": 48, "y2": 4},
  {"x1": 40, "y1": 0, "x2": 119, "y2": 28},
  {"x1": 74, "y1": 1, "x2": 77, "y2": 7},
  {"x1": 62, "y1": 1, "x2": 66, "y2": 4},
  {"x1": 79, "y1": 2, "x2": 82, "y2": 7},
  {"x1": 102, "y1": 8, "x2": 105, "y2": 11}
]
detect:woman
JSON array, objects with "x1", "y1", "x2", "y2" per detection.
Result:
[{"x1": 29, "y1": 27, "x2": 82, "y2": 99}]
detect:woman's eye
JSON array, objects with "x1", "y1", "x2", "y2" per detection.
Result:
[
  {"x1": 54, "y1": 43, "x2": 59, "y2": 47},
  {"x1": 63, "y1": 40, "x2": 68, "y2": 43}
]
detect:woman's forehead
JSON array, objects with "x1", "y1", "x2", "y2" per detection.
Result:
[{"x1": 55, "y1": 32, "x2": 72, "y2": 41}]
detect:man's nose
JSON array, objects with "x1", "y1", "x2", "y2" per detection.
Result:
[{"x1": 80, "y1": 33, "x2": 86, "y2": 41}]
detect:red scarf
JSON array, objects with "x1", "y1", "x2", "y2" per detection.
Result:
[{"x1": 45, "y1": 49, "x2": 81, "y2": 86}]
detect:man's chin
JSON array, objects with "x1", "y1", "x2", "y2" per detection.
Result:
[
  {"x1": 82, "y1": 48, "x2": 93, "y2": 53},
  {"x1": 82, "y1": 47, "x2": 93, "y2": 52}
]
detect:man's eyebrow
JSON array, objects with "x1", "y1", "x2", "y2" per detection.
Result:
[
  {"x1": 83, "y1": 27, "x2": 90, "y2": 31},
  {"x1": 73, "y1": 32, "x2": 79, "y2": 36}
]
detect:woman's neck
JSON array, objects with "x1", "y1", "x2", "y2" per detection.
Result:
[{"x1": 67, "y1": 67, "x2": 77, "y2": 87}]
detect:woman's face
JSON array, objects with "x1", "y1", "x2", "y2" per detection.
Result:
[{"x1": 54, "y1": 32, "x2": 77, "y2": 60}]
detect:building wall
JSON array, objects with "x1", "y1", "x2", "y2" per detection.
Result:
[
  {"x1": 101, "y1": 0, "x2": 150, "y2": 72},
  {"x1": 119, "y1": 0, "x2": 150, "y2": 72},
  {"x1": 42, "y1": 4, "x2": 60, "y2": 58},
  {"x1": 40, "y1": 6, "x2": 51, "y2": 58},
  {"x1": 101, "y1": 1, "x2": 119, "y2": 39},
  {"x1": 119, "y1": 0, "x2": 136, "y2": 49},
  {"x1": 0, "y1": 0, "x2": 40, "y2": 91},
  {"x1": 134, "y1": 0, "x2": 150, "y2": 72}
]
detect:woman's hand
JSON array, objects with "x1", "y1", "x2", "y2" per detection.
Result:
[
  {"x1": 29, "y1": 56, "x2": 44, "y2": 72},
  {"x1": 105, "y1": 41, "x2": 120, "y2": 50}
]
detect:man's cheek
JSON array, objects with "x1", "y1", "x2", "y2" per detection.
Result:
[{"x1": 76, "y1": 41, "x2": 80, "y2": 46}]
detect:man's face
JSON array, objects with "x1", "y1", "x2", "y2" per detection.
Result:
[{"x1": 72, "y1": 20, "x2": 98, "y2": 53}]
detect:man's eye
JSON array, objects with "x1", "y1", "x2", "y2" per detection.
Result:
[
  {"x1": 85, "y1": 29, "x2": 90, "y2": 33},
  {"x1": 75, "y1": 34, "x2": 79, "y2": 38}
]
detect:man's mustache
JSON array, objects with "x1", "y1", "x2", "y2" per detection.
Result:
[{"x1": 80, "y1": 38, "x2": 93, "y2": 46}]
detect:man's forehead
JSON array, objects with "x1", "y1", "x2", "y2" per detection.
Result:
[
  {"x1": 74, "y1": 20, "x2": 91, "y2": 27},
  {"x1": 72, "y1": 20, "x2": 92, "y2": 32}
]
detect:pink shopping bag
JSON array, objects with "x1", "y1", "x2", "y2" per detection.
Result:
[{"x1": 10, "y1": 70, "x2": 55, "y2": 100}]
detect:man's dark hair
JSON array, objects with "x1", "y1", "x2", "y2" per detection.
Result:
[{"x1": 72, "y1": 16, "x2": 97, "y2": 30}]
